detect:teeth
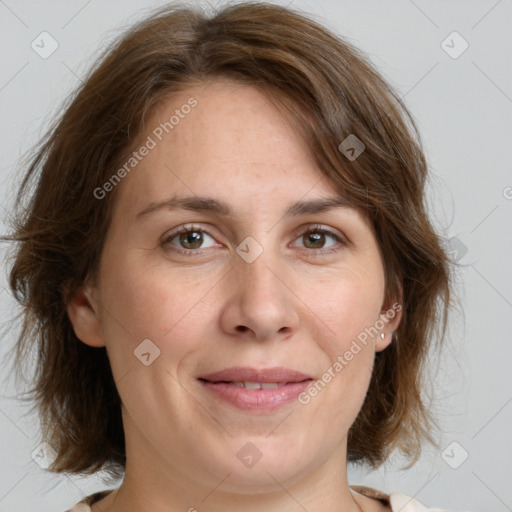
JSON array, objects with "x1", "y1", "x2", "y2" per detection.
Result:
[
  {"x1": 244, "y1": 381, "x2": 263, "y2": 390},
  {"x1": 230, "y1": 381, "x2": 281, "y2": 389}
]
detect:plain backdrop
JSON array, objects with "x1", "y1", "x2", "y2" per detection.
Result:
[{"x1": 0, "y1": 1, "x2": 511, "y2": 511}]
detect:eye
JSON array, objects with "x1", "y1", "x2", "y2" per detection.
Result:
[
  {"x1": 162, "y1": 223, "x2": 346, "y2": 257},
  {"x1": 162, "y1": 224, "x2": 220, "y2": 256},
  {"x1": 292, "y1": 224, "x2": 345, "y2": 255}
]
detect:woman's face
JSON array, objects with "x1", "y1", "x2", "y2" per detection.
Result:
[{"x1": 69, "y1": 79, "x2": 400, "y2": 494}]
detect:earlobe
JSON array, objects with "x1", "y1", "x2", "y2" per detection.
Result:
[
  {"x1": 65, "y1": 283, "x2": 105, "y2": 347},
  {"x1": 375, "y1": 296, "x2": 403, "y2": 353},
  {"x1": 375, "y1": 331, "x2": 394, "y2": 352}
]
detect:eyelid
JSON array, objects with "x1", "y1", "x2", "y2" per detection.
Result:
[{"x1": 293, "y1": 223, "x2": 346, "y2": 243}]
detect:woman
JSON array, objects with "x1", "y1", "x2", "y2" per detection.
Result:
[{"x1": 5, "y1": 2, "x2": 453, "y2": 511}]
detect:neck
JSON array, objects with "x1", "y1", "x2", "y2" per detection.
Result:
[{"x1": 98, "y1": 432, "x2": 365, "y2": 512}]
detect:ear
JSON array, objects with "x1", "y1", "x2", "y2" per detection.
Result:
[
  {"x1": 375, "y1": 286, "x2": 403, "y2": 353},
  {"x1": 65, "y1": 282, "x2": 105, "y2": 348}
]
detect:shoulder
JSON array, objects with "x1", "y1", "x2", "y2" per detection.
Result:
[
  {"x1": 388, "y1": 492, "x2": 453, "y2": 512},
  {"x1": 65, "y1": 490, "x2": 114, "y2": 512},
  {"x1": 352, "y1": 485, "x2": 454, "y2": 511},
  {"x1": 69, "y1": 487, "x2": 454, "y2": 512}
]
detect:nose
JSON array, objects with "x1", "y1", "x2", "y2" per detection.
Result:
[{"x1": 219, "y1": 249, "x2": 300, "y2": 342}]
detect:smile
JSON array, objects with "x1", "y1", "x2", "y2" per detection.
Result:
[{"x1": 198, "y1": 367, "x2": 314, "y2": 411}]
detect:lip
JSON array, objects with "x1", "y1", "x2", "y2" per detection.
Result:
[
  {"x1": 199, "y1": 366, "x2": 313, "y2": 383},
  {"x1": 198, "y1": 366, "x2": 313, "y2": 412}
]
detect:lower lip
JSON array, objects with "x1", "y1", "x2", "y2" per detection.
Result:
[{"x1": 200, "y1": 380, "x2": 312, "y2": 411}]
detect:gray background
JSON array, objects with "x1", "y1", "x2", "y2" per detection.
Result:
[{"x1": 0, "y1": 1, "x2": 511, "y2": 511}]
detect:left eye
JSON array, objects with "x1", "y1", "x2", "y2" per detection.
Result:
[
  {"x1": 163, "y1": 225, "x2": 344, "y2": 255},
  {"x1": 293, "y1": 227, "x2": 341, "y2": 250}
]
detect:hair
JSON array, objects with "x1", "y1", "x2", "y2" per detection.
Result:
[{"x1": 2, "y1": 0, "x2": 451, "y2": 480}]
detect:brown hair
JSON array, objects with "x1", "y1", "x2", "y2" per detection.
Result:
[{"x1": 3, "y1": 0, "x2": 451, "y2": 480}]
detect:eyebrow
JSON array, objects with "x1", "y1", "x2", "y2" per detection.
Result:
[{"x1": 135, "y1": 195, "x2": 353, "y2": 219}]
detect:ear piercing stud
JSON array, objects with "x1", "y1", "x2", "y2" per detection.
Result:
[{"x1": 380, "y1": 333, "x2": 385, "y2": 339}]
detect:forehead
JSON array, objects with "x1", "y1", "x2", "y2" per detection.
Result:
[{"x1": 110, "y1": 79, "x2": 348, "y2": 219}]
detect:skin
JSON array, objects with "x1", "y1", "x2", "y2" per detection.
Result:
[{"x1": 67, "y1": 79, "x2": 401, "y2": 512}]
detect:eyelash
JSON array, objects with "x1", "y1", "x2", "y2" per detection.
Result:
[{"x1": 162, "y1": 223, "x2": 346, "y2": 258}]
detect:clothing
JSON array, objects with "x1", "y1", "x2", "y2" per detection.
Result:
[{"x1": 66, "y1": 486, "x2": 453, "y2": 511}]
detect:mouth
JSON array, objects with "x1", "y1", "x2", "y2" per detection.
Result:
[{"x1": 197, "y1": 367, "x2": 314, "y2": 411}]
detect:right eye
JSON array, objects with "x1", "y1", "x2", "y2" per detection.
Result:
[{"x1": 162, "y1": 224, "x2": 222, "y2": 256}]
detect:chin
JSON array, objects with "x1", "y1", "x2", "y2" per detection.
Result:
[{"x1": 199, "y1": 435, "x2": 319, "y2": 493}]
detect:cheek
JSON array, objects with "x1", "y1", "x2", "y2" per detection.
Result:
[
  {"x1": 309, "y1": 306, "x2": 377, "y2": 433},
  {"x1": 96, "y1": 257, "x2": 219, "y2": 376},
  {"x1": 314, "y1": 275, "x2": 384, "y2": 355},
  {"x1": 305, "y1": 271, "x2": 383, "y2": 410}
]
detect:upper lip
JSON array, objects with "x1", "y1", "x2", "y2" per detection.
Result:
[{"x1": 198, "y1": 366, "x2": 313, "y2": 383}]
